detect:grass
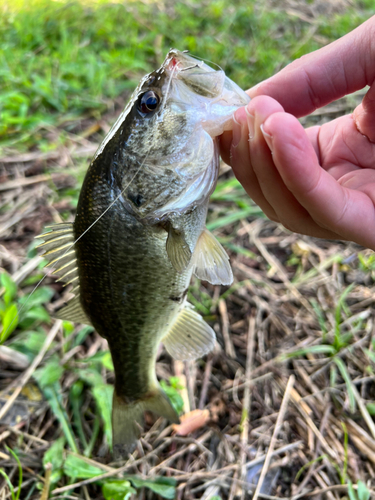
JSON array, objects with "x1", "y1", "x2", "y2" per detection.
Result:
[
  {"x1": 1, "y1": 0, "x2": 372, "y2": 151},
  {"x1": 1, "y1": 0, "x2": 375, "y2": 498}
]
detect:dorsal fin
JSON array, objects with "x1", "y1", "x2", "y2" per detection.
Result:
[
  {"x1": 36, "y1": 223, "x2": 91, "y2": 325},
  {"x1": 36, "y1": 223, "x2": 78, "y2": 284}
]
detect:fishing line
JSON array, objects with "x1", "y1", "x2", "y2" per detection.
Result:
[
  {"x1": 3, "y1": 152, "x2": 151, "y2": 339},
  {"x1": 189, "y1": 52, "x2": 224, "y2": 73},
  {"x1": 159, "y1": 61, "x2": 177, "y2": 115},
  {"x1": 3, "y1": 56, "x2": 178, "y2": 338}
]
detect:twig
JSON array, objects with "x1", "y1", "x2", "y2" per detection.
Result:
[
  {"x1": 218, "y1": 299, "x2": 236, "y2": 358},
  {"x1": 52, "y1": 432, "x2": 211, "y2": 495},
  {"x1": 350, "y1": 381, "x2": 375, "y2": 440},
  {"x1": 291, "y1": 484, "x2": 375, "y2": 499},
  {"x1": 0, "y1": 320, "x2": 61, "y2": 421},
  {"x1": 240, "y1": 316, "x2": 255, "y2": 500},
  {"x1": 0, "y1": 175, "x2": 50, "y2": 191},
  {"x1": 290, "y1": 387, "x2": 338, "y2": 460},
  {"x1": 249, "y1": 223, "x2": 315, "y2": 315},
  {"x1": 40, "y1": 463, "x2": 52, "y2": 500},
  {"x1": 11, "y1": 256, "x2": 43, "y2": 285},
  {"x1": 1, "y1": 145, "x2": 97, "y2": 164},
  {"x1": 198, "y1": 356, "x2": 212, "y2": 410},
  {"x1": 252, "y1": 375, "x2": 295, "y2": 500}
]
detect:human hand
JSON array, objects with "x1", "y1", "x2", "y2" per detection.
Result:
[{"x1": 220, "y1": 16, "x2": 375, "y2": 250}]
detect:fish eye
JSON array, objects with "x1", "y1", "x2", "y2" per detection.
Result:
[{"x1": 138, "y1": 91, "x2": 160, "y2": 114}]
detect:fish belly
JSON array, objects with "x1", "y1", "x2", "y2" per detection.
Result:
[{"x1": 75, "y1": 202, "x2": 192, "y2": 402}]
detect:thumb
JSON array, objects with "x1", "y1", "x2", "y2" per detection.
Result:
[{"x1": 353, "y1": 80, "x2": 375, "y2": 142}]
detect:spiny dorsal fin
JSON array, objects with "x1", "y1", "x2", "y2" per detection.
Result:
[
  {"x1": 36, "y1": 223, "x2": 78, "y2": 285},
  {"x1": 192, "y1": 228, "x2": 233, "y2": 285},
  {"x1": 166, "y1": 224, "x2": 192, "y2": 273},
  {"x1": 55, "y1": 294, "x2": 91, "y2": 325},
  {"x1": 36, "y1": 223, "x2": 91, "y2": 325},
  {"x1": 162, "y1": 306, "x2": 216, "y2": 361}
]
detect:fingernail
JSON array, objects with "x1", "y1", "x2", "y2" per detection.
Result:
[
  {"x1": 260, "y1": 123, "x2": 273, "y2": 152},
  {"x1": 245, "y1": 108, "x2": 255, "y2": 140},
  {"x1": 232, "y1": 113, "x2": 243, "y2": 148}
]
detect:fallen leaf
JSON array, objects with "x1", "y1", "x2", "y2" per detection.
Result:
[{"x1": 172, "y1": 409, "x2": 210, "y2": 436}]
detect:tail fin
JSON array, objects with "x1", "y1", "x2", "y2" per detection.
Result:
[{"x1": 112, "y1": 387, "x2": 179, "y2": 459}]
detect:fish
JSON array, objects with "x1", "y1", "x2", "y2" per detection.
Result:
[{"x1": 36, "y1": 49, "x2": 250, "y2": 458}]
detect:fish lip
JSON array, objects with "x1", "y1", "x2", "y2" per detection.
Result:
[{"x1": 161, "y1": 49, "x2": 213, "y2": 77}]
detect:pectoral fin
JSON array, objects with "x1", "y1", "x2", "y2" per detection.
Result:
[
  {"x1": 163, "y1": 307, "x2": 216, "y2": 361},
  {"x1": 192, "y1": 228, "x2": 233, "y2": 285},
  {"x1": 166, "y1": 225, "x2": 192, "y2": 272}
]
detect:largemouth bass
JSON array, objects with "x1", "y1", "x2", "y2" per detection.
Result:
[{"x1": 36, "y1": 49, "x2": 250, "y2": 457}]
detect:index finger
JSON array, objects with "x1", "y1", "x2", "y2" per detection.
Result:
[{"x1": 249, "y1": 16, "x2": 375, "y2": 117}]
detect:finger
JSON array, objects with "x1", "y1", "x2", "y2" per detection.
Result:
[
  {"x1": 248, "y1": 16, "x2": 375, "y2": 117},
  {"x1": 263, "y1": 112, "x2": 375, "y2": 248},
  {"x1": 247, "y1": 100, "x2": 341, "y2": 239},
  {"x1": 353, "y1": 80, "x2": 375, "y2": 142},
  {"x1": 246, "y1": 97, "x2": 311, "y2": 225},
  {"x1": 230, "y1": 106, "x2": 278, "y2": 220}
]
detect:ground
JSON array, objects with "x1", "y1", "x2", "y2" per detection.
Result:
[{"x1": 0, "y1": 0, "x2": 375, "y2": 499}]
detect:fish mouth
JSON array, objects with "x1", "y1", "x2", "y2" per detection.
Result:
[
  {"x1": 161, "y1": 49, "x2": 250, "y2": 136},
  {"x1": 163, "y1": 49, "x2": 249, "y2": 105}
]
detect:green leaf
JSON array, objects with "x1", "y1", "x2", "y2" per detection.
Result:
[
  {"x1": 357, "y1": 480, "x2": 370, "y2": 500},
  {"x1": 366, "y1": 403, "x2": 375, "y2": 416},
  {"x1": 4, "y1": 447, "x2": 23, "y2": 500},
  {"x1": 207, "y1": 207, "x2": 264, "y2": 231},
  {"x1": 43, "y1": 436, "x2": 65, "y2": 486},
  {"x1": 63, "y1": 454, "x2": 104, "y2": 479},
  {"x1": 62, "y1": 321, "x2": 75, "y2": 336},
  {"x1": 42, "y1": 385, "x2": 78, "y2": 453},
  {"x1": 77, "y1": 367, "x2": 105, "y2": 387},
  {"x1": 92, "y1": 384, "x2": 113, "y2": 448},
  {"x1": 126, "y1": 476, "x2": 177, "y2": 499},
  {"x1": 34, "y1": 359, "x2": 64, "y2": 388},
  {"x1": 18, "y1": 286, "x2": 54, "y2": 308},
  {"x1": 0, "y1": 304, "x2": 18, "y2": 343},
  {"x1": 18, "y1": 306, "x2": 50, "y2": 328},
  {"x1": 43, "y1": 436, "x2": 65, "y2": 470},
  {"x1": 347, "y1": 481, "x2": 357, "y2": 500},
  {"x1": 281, "y1": 344, "x2": 337, "y2": 360},
  {"x1": 74, "y1": 325, "x2": 94, "y2": 347},
  {"x1": 1, "y1": 272, "x2": 17, "y2": 306},
  {"x1": 334, "y1": 357, "x2": 356, "y2": 413},
  {"x1": 365, "y1": 349, "x2": 375, "y2": 364},
  {"x1": 102, "y1": 480, "x2": 136, "y2": 500},
  {"x1": 82, "y1": 350, "x2": 113, "y2": 370},
  {"x1": 8, "y1": 330, "x2": 48, "y2": 359},
  {"x1": 102, "y1": 351, "x2": 114, "y2": 371},
  {"x1": 160, "y1": 379, "x2": 184, "y2": 415}
]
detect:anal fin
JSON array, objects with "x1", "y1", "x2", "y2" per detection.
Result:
[
  {"x1": 163, "y1": 307, "x2": 216, "y2": 361},
  {"x1": 192, "y1": 228, "x2": 233, "y2": 285}
]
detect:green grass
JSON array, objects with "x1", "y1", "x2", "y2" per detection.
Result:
[{"x1": 1, "y1": 0, "x2": 373, "y2": 151}]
